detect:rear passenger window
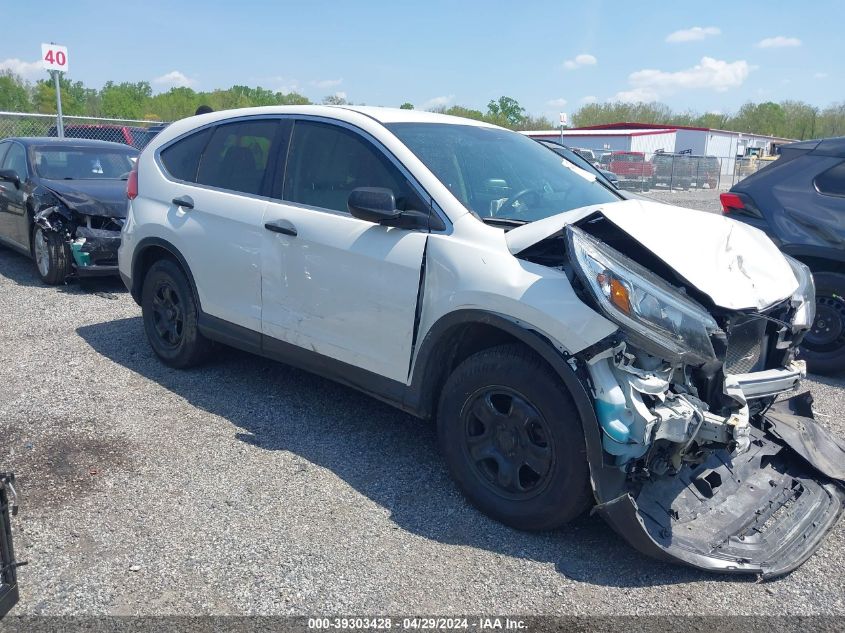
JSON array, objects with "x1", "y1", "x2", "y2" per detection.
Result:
[
  {"x1": 196, "y1": 120, "x2": 278, "y2": 195},
  {"x1": 815, "y1": 160, "x2": 845, "y2": 197},
  {"x1": 283, "y1": 121, "x2": 422, "y2": 214},
  {"x1": 160, "y1": 128, "x2": 212, "y2": 182}
]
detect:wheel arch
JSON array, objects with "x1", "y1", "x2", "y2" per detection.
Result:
[
  {"x1": 130, "y1": 237, "x2": 201, "y2": 309},
  {"x1": 406, "y1": 309, "x2": 622, "y2": 501}
]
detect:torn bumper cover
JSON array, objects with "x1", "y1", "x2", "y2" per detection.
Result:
[
  {"x1": 594, "y1": 394, "x2": 845, "y2": 579},
  {"x1": 72, "y1": 227, "x2": 121, "y2": 276},
  {"x1": 34, "y1": 206, "x2": 122, "y2": 276}
]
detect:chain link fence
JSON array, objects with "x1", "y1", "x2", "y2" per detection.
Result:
[
  {"x1": 0, "y1": 111, "x2": 169, "y2": 150},
  {"x1": 574, "y1": 148, "x2": 778, "y2": 192}
]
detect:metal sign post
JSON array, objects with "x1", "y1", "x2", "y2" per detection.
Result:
[
  {"x1": 51, "y1": 70, "x2": 64, "y2": 138},
  {"x1": 41, "y1": 43, "x2": 69, "y2": 139}
]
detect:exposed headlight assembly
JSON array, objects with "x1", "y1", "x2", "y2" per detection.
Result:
[
  {"x1": 783, "y1": 255, "x2": 816, "y2": 331},
  {"x1": 567, "y1": 225, "x2": 722, "y2": 365}
]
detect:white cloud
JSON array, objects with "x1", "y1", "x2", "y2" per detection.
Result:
[
  {"x1": 153, "y1": 70, "x2": 196, "y2": 88},
  {"x1": 563, "y1": 53, "x2": 597, "y2": 70},
  {"x1": 612, "y1": 56, "x2": 753, "y2": 102},
  {"x1": 311, "y1": 78, "x2": 343, "y2": 89},
  {"x1": 421, "y1": 94, "x2": 454, "y2": 110},
  {"x1": 611, "y1": 87, "x2": 661, "y2": 103},
  {"x1": 757, "y1": 36, "x2": 801, "y2": 48},
  {"x1": 547, "y1": 98, "x2": 568, "y2": 108},
  {"x1": 0, "y1": 58, "x2": 45, "y2": 80},
  {"x1": 581, "y1": 95, "x2": 598, "y2": 104},
  {"x1": 814, "y1": 72, "x2": 828, "y2": 79},
  {"x1": 666, "y1": 26, "x2": 721, "y2": 43}
]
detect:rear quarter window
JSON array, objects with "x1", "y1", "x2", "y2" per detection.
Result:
[
  {"x1": 159, "y1": 128, "x2": 213, "y2": 182},
  {"x1": 195, "y1": 120, "x2": 278, "y2": 195},
  {"x1": 814, "y1": 160, "x2": 845, "y2": 197}
]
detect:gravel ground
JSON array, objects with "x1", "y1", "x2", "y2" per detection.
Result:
[
  {"x1": 1, "y1": 192, "x2": 844, "y2": 616},
  {"x1": 641, "y1": 188, "x2": 724, "y2": 214}
]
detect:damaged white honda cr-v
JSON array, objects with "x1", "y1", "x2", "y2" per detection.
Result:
[{"x1": 119, "y1": 106, "x2": 845, "y2": 579}]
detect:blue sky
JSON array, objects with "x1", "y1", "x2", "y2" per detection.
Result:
[{"x1": 1, "y1": 0, "x2": 841, "y2": 118}]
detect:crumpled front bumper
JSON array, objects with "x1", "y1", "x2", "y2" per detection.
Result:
[
  {"x1": 72, "y1": 227, "x2": 121, "y2": 277},
  {"x1": 594, "y1": 393, "x2": 845, "y2": 579}
]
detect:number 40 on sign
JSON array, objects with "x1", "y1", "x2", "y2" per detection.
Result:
[{"x1": 41, "y1": 43, "x2": 69, "y2": 73}]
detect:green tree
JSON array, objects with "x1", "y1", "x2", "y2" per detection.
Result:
[
  {"x1": 779, "y1": 100, "x2": 818, "y2": 139},
  {"x1": 399, "y1": 102, "x2": 414, "y2": 110},
  {"x1": 147, "y1": 87, "x2": 200, "y2": 120},
  {"x1": 275, "y1": 91, "x2": 310, "y2": 105},
  {"x1": 486, "y1": 96, "x2": 526, "y2": 126},
  {"x1": 322, "y1": 94, "x2": 348, "y2": 105},
  {"x1": 0, "y1": 71, "x2": 32, "y2": 112},
  {"x1": 100, "y1": 81, "x2": 152, "y2": 119},
  {"x1": 433, "y1": 105, "x2": 485, "y2": 121},
  {"x1": 817, "y1": 102, "x2": 845, "y2": 137},
  {"x1": 33, "y1": 76, "x2": 91, "y2": 115}
]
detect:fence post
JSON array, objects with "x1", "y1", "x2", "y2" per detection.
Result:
[{"x1": 51, "y1": 70, "x2": 65, "y2": 139}]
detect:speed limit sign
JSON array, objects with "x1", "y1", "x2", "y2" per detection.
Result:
[{"x1": 41, "y1": 43, "x2": 69, "y2": 73}]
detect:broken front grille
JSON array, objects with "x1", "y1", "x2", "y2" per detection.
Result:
[{"x1": 725, "y1": 316, "x2": 767, "y2": 374}]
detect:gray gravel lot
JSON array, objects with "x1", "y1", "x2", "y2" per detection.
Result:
[{"x1": 1, "y1": 187, "x2": 844, "y2": 616}]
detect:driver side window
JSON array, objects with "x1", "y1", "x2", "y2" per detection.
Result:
[
  {"x1": 2, "y1": 143, "x2": 27, "y2": 177},
  {"x1": 283, "y1": 121, "x2": 424, "y2": 214}
]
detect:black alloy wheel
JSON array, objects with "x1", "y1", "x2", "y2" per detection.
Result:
[
  {"x1": 141, "y1": 259, "x2": 212, "y2": 368},
  {"x1": 800, "y1": 271, "x2": 845, "y2": 374},
  {"x1": 462, "y1": 387, "x2": 555, "y2": 501},
  {"x1": 437, "y1": 344, "x2": 593, "y2": 531}
]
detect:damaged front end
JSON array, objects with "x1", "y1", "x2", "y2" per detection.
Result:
[
  {"x1": 517, "y1": 207, "x2": 844, "y2": 578},
  {"x1": 32, "y1": 187, "x2": 123, "y2": 277}
]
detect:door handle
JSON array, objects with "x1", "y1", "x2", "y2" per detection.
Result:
[
  {"x1": 172, "y1": 195, "x2": 194, "y2": 209},
  {"x1": 264, "y1": 219, "x2": 297, "y2": 237}
]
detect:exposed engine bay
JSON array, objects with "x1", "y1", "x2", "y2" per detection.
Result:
[
  {"x1": 31, "y1": 184, "x2": 124, "y2": 275},
  {"x1": 513, "y1": 205, "x2": 845, "y2": 578}
]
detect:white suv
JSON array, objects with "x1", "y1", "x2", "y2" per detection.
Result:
[{"x1": 119, "y1": 106, "x2": 845, "y2": 578}]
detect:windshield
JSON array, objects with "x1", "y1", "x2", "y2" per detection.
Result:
[
  {"x1": 387, "y1": 123, "x2": 620, "y2": 222},
  {"x1": 34, "y1": 146, "x2": 137, "y2": 180}
]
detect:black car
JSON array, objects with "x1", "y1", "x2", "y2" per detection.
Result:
[
  {"x1": 0, "y1": 137, "x2": 138, "y2": 284},
  {"x1": 721, "y1": 136, "x2": 845, "y2": 373}
]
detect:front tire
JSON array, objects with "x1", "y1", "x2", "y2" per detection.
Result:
[
  {"x1": 141, "y1": 259, "x2": 211, "y2": 368},
  {"x1": 437, "y1": 344, "x2": 593, "y2": 531},
  {"x1": 32, "y1": 224, "x2": 71, "y2": 285},
  {"x1": 800, "y1": 271, "x2": 845, "y2": 374}
]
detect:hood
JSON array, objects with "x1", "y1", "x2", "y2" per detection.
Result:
[
  {"x1": 505, "y1": 199, "x2": 798, "y2": 311},
  {"x1": 41, "y1": 179, "x2": 128, "y2": 218}
]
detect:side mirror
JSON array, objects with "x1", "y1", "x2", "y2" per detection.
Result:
[
  {"x1": 0, "y1": 170, "x2": 20, "y2": 189},
  {"x1": 348, "y1": 187, "x2": 402, "y2": 223}
]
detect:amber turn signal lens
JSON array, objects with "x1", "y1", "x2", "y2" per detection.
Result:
[{"x1": 609, "y1": 278, "x2": 631, "y2": 314}]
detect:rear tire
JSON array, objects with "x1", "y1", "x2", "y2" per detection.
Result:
[
  {"x1": 800, "y1": 271, "x2": 845, "y2": 374},
  {"x1": 141, "y1": 259, "x2": 211, "y2": 368},
  {"x1": 31, "y1": 224, "x2": 71, "y2": 285},
  {"x1": 437, "y1": 344, "x2": 593, "y2": 531}
]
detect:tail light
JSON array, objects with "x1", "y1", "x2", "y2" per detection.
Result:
[
  {"x1": 127, "y1": 165, "x2": 138, "y2": 200},
  {"x1": 720, "y1": 192, "x2": 745, "y2": 214}
]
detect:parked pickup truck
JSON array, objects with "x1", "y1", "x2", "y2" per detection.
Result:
[{"x1": 600, "y1": 151, "x2": 655, "y2": 190}]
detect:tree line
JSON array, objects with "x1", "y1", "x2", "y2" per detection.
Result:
[{"x1": 0, "y1": 70, "x2": 843, "y2": 139}]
